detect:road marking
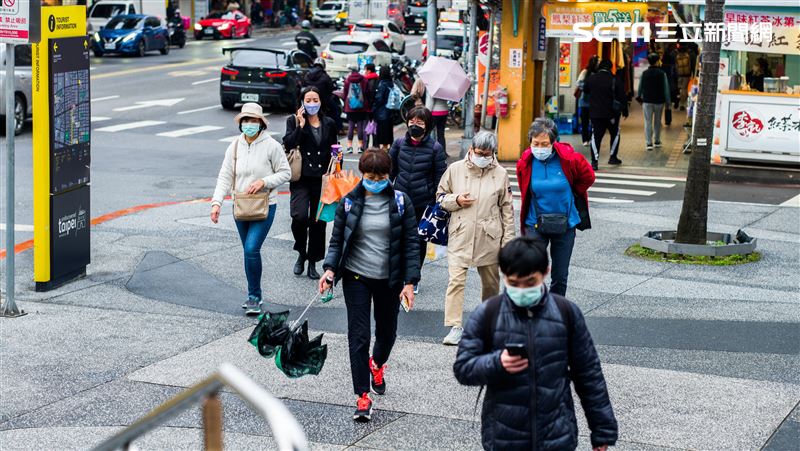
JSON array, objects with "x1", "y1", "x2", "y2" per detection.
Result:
[
  {"x1": 238, "y1": 39, "x2": 255, "y2": 44},
  {"x1": 157, "y1": 125, "x2": 224, "y2": 138},
  {"x1": 779, "y1": 194, "x2": 800, "y2": 207},
  {"x1": 96, "y1": 120, "x2": 166, "y2": 132},
  {"x1": 168, "y1": 70, "x2": 209, "y2": 77},
  {"x1": 592, "y1": 172, "x2": 685, "y2": 182},
  {"x1": 588, "y1": 187, "x2": 655, "y2": 196},
  {"x1": 93, "y1": 57, "x2": 226, "y2": 79},
  {"x1": 192, "y1": 77, "x2": 218, "y2": 86},
  {"x1": 594, "y1": 178, "x2": 675, "y2": 188},
  {"x1": 178, "y1": 105, "x2": 220, "y2": 115},
  {"x1": 113, "y1": 98, "x2": 185, "y2": 112},
  {"x1": 281, "y1": 41, "x2": 294, "y2": 46},
  {"x1": 91, "y1": 95, "x2": 120, "y2": 103},
  {"x1": 0, "y1": 223, "x2": 34, "y2": 232},
  {"x1": 588, "y1": 197, "x2": 635, "y2": 204},
  {"x1": 91, "y1": 116, "x2": 111, "y2": 122}
]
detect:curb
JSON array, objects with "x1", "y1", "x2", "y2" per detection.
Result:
[{"x1": 711, "y1": 163, "x2": 800, "y2": 187}]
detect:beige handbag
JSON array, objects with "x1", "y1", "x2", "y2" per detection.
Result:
[
  {"x1": 232, "y1": 138, "x2": 269, "y2": 221},
  {"x1": 287, "y1": 147, "x2": 302, "y2": 182}
]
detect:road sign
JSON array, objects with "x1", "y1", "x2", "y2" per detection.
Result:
[{"x1": 0, "y1": 0, "x2": 40, "y2": 44}]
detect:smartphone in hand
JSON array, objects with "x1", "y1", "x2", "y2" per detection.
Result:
[
  {"x1": 400, "y1": 294, "x2": 411, "y2": 312},
  {"x1": 505, "y1": 343, "x2": 528, "y2": 359}
]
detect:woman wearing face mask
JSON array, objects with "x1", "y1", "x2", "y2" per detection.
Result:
[
  {"x1": 211, "y1": 103, "x2": 292, "y2": 315},
  {"x1": 283, "y1": 86, "x2": 339, "y2": 280},
  {"x1": 388, "y1": 106, "x2": 447, "y2": 293},
  {"x1": 435, "y1": 131, "x2": 516, "y2": 346},
  {"x1": 515, "y1": 117, "x2": 595, "y2": 296},
  {"x1": 319, "y1": 149, "x2": 420, "y2": 423}
]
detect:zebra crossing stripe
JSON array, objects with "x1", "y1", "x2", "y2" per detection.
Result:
[
  {"x1": 157, "y1": 125, "x2": 224, "y2": 138},
  {"x1": 96, "y1": 121, "x2": 166, "y2": 132},
  {"x1": 588, "y1": 187, "x2": 656, "y2": 196}
]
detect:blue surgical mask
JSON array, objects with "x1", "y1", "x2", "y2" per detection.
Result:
[
  {"x1": 363, "y1": 178, "x2": 389, "y2": 194},
  {"x1": 505, "y1": 282, "x2": 545, "y2": 308},
  {"x1": 304, "y1": 102, "x2": 321, "y2": 116},
  {"x1": 241, "y1": 123, "x2": 261, "y2": 137},
  {"x1": 532, "y1": 146, "x2": 552, "y2": 161}
]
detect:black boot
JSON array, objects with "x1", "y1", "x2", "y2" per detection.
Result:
[
  {"x1": 293, "y1": 254, "x2": 305, "y2": 276},
  {"x1": 307, "y1": 261, "x2": 320, "y2": 280}
]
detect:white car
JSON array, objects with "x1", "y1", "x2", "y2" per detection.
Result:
[
  {"x1": 434, "y1": 28, "x2": 464, "y2": 59},
  {"x1": 350, "y1": 19, "x2": 405, "y2": 54},
  {"x1": 321, "y1": 33, "x2": 393, "y2": 78},
  {"x1": 312, "y1": 0, "x2": 347, "y2": 28}
]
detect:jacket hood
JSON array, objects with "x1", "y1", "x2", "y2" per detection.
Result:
[
  {"x1": 347, "y1": 72, "x2": 364, "y2": 82},
  {"x1": 306, "y1": 67, "x2": 325, "y2": 82}
]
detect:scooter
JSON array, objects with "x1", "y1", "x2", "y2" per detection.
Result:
[{"x1": 168, "y1": 20, "x2": 186, "y2": 48}]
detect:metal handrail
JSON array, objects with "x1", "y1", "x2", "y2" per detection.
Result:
[{"x1": 91, "y1": 363, "x2": 308, "y2": 451}]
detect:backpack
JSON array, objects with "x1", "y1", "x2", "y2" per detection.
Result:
[
  {"x1": 386, "y1": 85, "x2": 403, "y2": 110},
  {"x1": 348, "y1": 82, "x2": 365, "y2": 110},
  {"x1": 343, "y1": 190, "x2": 405, "y2": 217}
]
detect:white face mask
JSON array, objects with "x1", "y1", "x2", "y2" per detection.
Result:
[
  {"x1": 532, "y1": 146, "x2": 553, "y2": 161},
  {"x1": 471, "y1": 152, "x2": 493, "y2": 168}
]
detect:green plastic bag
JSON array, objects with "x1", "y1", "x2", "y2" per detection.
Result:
[{"x1": 316, "y1": 201, "x2": 338, "y2": 223}]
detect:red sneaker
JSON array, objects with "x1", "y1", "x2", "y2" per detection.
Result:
[
  {"x1": 369, "y1": 356, "x2": 386, "y2": 395},
  {"x1": 353, "y1": 392, "x2": 373, "y2": 422}
]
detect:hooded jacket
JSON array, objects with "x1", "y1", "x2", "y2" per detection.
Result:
[
  {"x1": 343, "y1": 71, "x2": 369, "y2": 113},
  {"x1": 323, "y1": 182, "x2": 421, "y2": 289},
  {"x1": 453, "y1": 291, "x2": 618, "y2": 450},
  {"x1": 389, "y1": 133, "x2": 447, "y2": 212},
  {"x1": 212, "y1": 132, "x2": 291, "y2": 207},
  {"x1": 436, "y1": 155, "x2": 515, "y2": 267},
  {"x1": 303, "y1": 66, "x2": 335, "y2": 108},
  {"x1": 516, "y1": 142, "x2": 595, "y2": 233}
]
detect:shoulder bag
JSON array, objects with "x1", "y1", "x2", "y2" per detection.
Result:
[
  {"x1": 286, "y1": 147, "x2": 302, "y2": 182},
  {"x1": 232, "y1": 137, "x2": 269, "y2": 221}
]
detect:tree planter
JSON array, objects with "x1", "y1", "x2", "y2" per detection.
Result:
[{"x1": 639, "y1": 230, "x2": 757, "y2": 257}]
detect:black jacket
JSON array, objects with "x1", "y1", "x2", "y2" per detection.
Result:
[
  {"x1": 638, "y1": 67, "x2": 670, "y2": 104},
  {"x1": 283, "y1": 115, "x2": 338, "y2": 178},
  {"x1": 584, "y1": 69, "x2": 628, "y2": 119},
  {"x1": 303, "y1": 67, "x2": 336, "y2": 110},
  {"x1": 295, "y1": 30, "x2": 320, "y2": 57},
  {"x1": 389, "y1": 133, "x2": 447, "y2": 212},
  {"x1": 323, "y1": 183, "x2": 421, "y2": 289},
  {"x1": 373, "y1": 79, "x2": 393, "y2": 121},
  {"x1": 453, "y1": 292, "x2": 618, "y2": 451}
]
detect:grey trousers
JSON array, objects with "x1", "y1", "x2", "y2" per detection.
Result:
[{"x1": 642, "y1": 102, "x2": 664, "y2": 146}]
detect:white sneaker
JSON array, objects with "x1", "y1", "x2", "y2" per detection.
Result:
[{"x1": 442, "y1": 327, "x2": 463, "y2": 346}]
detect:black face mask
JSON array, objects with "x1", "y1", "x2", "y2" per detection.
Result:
[{"x1": 408, "y1": 124, "x2": 425, "y2": 138}]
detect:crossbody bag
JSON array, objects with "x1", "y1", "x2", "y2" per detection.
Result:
[{"x1": 232, "y1": 137, "x2": 269, "y2": 221}]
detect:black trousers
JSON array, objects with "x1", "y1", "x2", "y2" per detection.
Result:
[
  {"x1": 580, "y1": 107, "x2": 592, "y2": 143},
  {"x1": 433, "y1": 115, "x2": 447, "y2": 149},
  {"x1": 590, "y1": 116, "x2": 620, "y2": 164},
  {"x1": 414, "y1": 206, "x2": 427, "y2": 278},
  {"x1": 289, "y1": 176, "x2": 327, "y2": 262},
  {"x1": 342, "y1": 270, "x2": 401, "y2": 395}
]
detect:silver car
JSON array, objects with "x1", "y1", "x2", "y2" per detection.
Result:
[{"x1": 0, "y1": 45, "x2": 32, "y2": 135}]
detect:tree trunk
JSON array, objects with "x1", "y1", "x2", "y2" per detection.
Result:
[{"x1": 675, "y1": 0, "x2": 725, "y2": 245}]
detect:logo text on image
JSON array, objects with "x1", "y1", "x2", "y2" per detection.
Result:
[
  {"x1": 573, "y1": 21, "x2": 772, "y2": 44},
  {"x1": 58, "y1": 207, "x2": 87, "y2": 238},
  {"x1": 731, "y1": 110, "x2": 764, "y2": 141}
]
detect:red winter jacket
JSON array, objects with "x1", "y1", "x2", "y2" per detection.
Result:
[{"x1": 516, "y1": 142, "x2": 596, "y2": 233}]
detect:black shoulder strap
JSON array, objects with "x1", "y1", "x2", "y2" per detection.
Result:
[
  {"x1": 481, "y1": 295, "x2": 503, "y2": 353},
  {"x1": 552, "y1": 294, "x2": 575, "y2": 372}
]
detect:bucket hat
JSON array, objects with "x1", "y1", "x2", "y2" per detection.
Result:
[{"x1": 234, "y1": 102, "x2": 269, "y2": 128}]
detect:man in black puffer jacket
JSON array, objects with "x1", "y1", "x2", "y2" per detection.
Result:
[
  {"x1": 454, "y1": 237, "x2": 617, "y2": 451},
  {"x1": 389, "y1": 106, "x2": 447, "y2": 285}
]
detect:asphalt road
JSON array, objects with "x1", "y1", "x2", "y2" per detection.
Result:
[{"x1": 0, "y1": 27, "x2": 797, "y2": 249}]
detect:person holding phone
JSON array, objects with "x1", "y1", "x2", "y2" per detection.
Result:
[
  {"x1": 436, "y1": 131, "x2": 515, "y2": 346},
  {"x1": 319, "y1": 149, "x2": 420, "y2": 423},
  {"x1": 453, "y1": 237, "x2": 617, "y2": 451},
  {"x1": 283, "y1": 86, "x2": 339, "y2": 280}
]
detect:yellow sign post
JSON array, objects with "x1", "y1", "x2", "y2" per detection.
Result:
[{"x1": 32, "y1": 6, "x2": 90, "y2": 291}]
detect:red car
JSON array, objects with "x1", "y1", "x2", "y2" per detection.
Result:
[{"x1": 194, "y1": 10, "x2": 252, "y2": 40}]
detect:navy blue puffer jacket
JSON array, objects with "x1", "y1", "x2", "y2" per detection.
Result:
[
  {"x1": 389, "y1": 133, "x2": 447, "y2": 212},
  {"x1": 453, "y1": 292, "x2": 618, "y2": 450}
]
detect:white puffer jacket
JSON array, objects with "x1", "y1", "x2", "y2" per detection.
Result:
[{"x1": 212, "y1": 132, "x2": 291, "y2": 207}]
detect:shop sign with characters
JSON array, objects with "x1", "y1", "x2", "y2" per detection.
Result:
[{"x1": 722, "y1": 10, "x2": 800, "y2": 56}]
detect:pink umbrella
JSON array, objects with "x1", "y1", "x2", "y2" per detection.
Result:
[{"x1": 417, "y1": 56, "x2": 470, "y2": 102}]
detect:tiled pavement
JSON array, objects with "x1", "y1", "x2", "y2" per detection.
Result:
[{"x1": 1, "y1": 191, "x2": 798, "y2": 450}]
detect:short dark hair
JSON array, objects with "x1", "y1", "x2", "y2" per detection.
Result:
[
  {"x1": 365, "y1": 63, "x2": 376, "y2": 72},
  {"x1": 498, "y1": 237, "x2": 549, "y2": 277},
  {"x1": 406, "y1": 106, "x2": 433, "y2": 136},
  {"x1": 598, "y1": 59, "x2": 613, "y2": 71},
  {"x1": 379, "y1": 65, "x2": 391, "y2": 80},
  {"x1": 358, "y1": 148, "x2": 392, "y2": 175},
  {"x1": 647, "y1": 53, "x2": 660, "y2": 65}
]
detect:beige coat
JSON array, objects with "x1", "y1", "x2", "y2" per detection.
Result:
[{"x1": 436, "y1": 156, "x2": 516, "y2": 268}]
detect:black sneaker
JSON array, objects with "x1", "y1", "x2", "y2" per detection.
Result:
[
  {"x1": 591, "y1": 161, "x2": 599, "y2": 171},
  {"x1": 369, "y1": 357, "x2": 386, "y2": 395},
  {"x1": 307, "y1": 263, "x2": 320, "y2": 280},
  {"x1": 353, "y1": 393, "x2": 373, "y2": 422},
  {"x1": 655, "y1": 141, "x2": 662, "y2": 148},
  {"x1": 608, "y1": 157, "x2": 623, "y2": 165},
  {"x1": 293, "y1": 255, "x2": 305, "y2": 276},
  {"x1": 646, "y1": 145, "x2": 654, "y2": 151}
]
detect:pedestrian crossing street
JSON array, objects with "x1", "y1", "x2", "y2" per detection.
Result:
[{"x1": 504, "y1": 165, "x2": 684, "y2": 205}]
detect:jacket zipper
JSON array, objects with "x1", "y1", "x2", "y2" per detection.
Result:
[{"x1": 527, "y1": 309, "x2": 537, "y2": 447}]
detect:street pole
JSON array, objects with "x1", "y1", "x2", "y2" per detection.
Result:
[
  {"x1": 480, "y1": 6, "x2": 495, "y2": 129},
  {"x1": 2, "y1": 43, "x2": 24, "y2": 317},
  {"x1": 425, "y1": 0, "x2": 437, "y2": 110},
  {"x1": 460, "y1": 0, "x2": 478, "y2": 158}
]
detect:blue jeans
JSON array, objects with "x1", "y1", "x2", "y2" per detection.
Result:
[
  {"x1": 235, "y1": 204, "x2": 276, "y2": 300},
  {"x1": 525, "y1": 226, "x2": 576, "y2": 296}
]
